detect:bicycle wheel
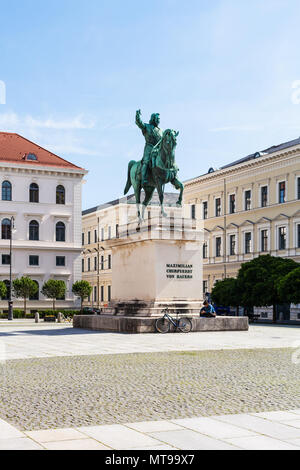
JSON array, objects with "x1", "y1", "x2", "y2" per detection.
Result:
[
  {"x1": 178, "y1": 317, "x2": 192, "y2": 333},
  {"x1": 155, "y1": 317, "x2": 170, "y2": 333}
]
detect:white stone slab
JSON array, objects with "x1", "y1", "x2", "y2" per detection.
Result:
[
  {"x1": 26, "y1": 428, "x2": 87, "y2": 443},
  {"x1": 149, "y1": 429, "x2": 239, "y2": 450},
  {"x1": 0, "y1": 419, "x2": 24, "y2": 439},
  {"x1": 43, "y1": 438, "x2": 110, "y2": 450},
  {"x1": 214, "y1": 414, "x2": 300, "y2": 439},
  {"x1": 125, "y1": 420, "x2": 183, "y2": 433},
  {"x1": 78, "y1": 424, "x2": 160, "y2": 449},
  {"x1": 0, "y1": 437, "x2": 44, "y2": 450},
  {"x1": 252, "y1": 411, "x2": 300, "y2": 421},
  {"x1": 171, "y1": 417, "x2": 256, "y2": 439},
  {"x1": 225, "y1": 435, "x2": 300, "y2": 450}
]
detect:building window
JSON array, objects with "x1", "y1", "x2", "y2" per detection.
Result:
[
  {"x1": 94, "y1": 230, "x2": 97, "y2": 243},
  {"x1": 82, "y1": 233, "x2": 84, "y2": 245},
  {"x1": 230, "y1": 235, "x2": 236, "y2": 255},
  {"x1": 56, "y1": 222, "x2": 65, "y2": 242},
  {"x1": 215, "y1": 198, "x2": 221, "y2": 217},
  {"x1": 116, "y1": 224, "x2": 119, "y2": 238},
  {"x1": 29, "y1": 183, "x2": 39, "y2": 203},
  {"x1": 278, "y1": 227, "x2": 287, "y2": 250},
  {"x1": 108, "y1": 254, "x2": 112, "y2": 269},
  {"x1": 297, "y1": 224, "x2": 300, "y2": 248},
  {"x1": 88, "y1": 258, "x2": 91, "y2": 271},
  {"x1": 82, "y1": 258, "x2": 84, "y2": 272},
  {"x1": 2, "y1": 254, "x2": 10, "y2": 265},
  {"x1": 203, "y1": 242, "x2": 208, "y2": 259},
  {"x1": 245, "y1": 232, "x2": 252, "y2": 254},
  {"x1": 56, "y1": 256, "x2": 65, "y2": 267},
  {"x1": 261, "y1": 230, "x2": 268, "y2": 252},
  {"x1": 279, "y1": 181, "x2": 286, "y2": 203},
  {"x1": 229, "y1": 194, "x2": 235, "y2": 214},
  {"x1": 56, "y1": 185, "x2": 65, "y2": 205},
  {"x1": 29, "y1": 220, "x2": 39, "y2": 241},
  {"x1": 88, "y1": 231, "x2": 91, "y2": 244},
  {"x1": 94, "y1": 257, "x2": 97, "y2": 271},
  {"x1": 108, "y1": 285, "x2": 111, "y2": 302},
  {"x1": 261, "y1": 186, "x2": 268, "y2": 207},
  {"x1": 2, "y1": 181, "x2": 12, "y2": 201},
  {"x1": 94, "y1": 286, "x2": 97, "y2": 302},
  {"x1": 245, "y1": 190, "x2": 251, "y2": 211},
  {"x1": 101, "y1": 286, "x2": 104, "y2": 302},
  {"x1": 203, "y1": 201, "x2": 208, "y2": 220},
  {"x1": 27, "y1": 153, "x2": 37, "y2": 161},
  {"x1": 1, "y1": 218, "x2": 11, "y2": 239},
  {"x1": 101, "y1": 228, "x2": 104, "y2": 241},
  {"x1": 216, "y1": 237, "x2": 221, "y2": 257},
  {"x1": 29, "y1": 255, "x2": 39, "y2": 266},
  {"x1": 191, "y1": 204, "x2": 196, "y2": 219},
  {"x1": 298, "y1": 178, "x2": 300, "y2": 200},
  {"x1": 29, "y1": 281, "x2": 39, "y2": 301},
  {"x1": 101, "y1": 255, "x2": 104, "y2": 270},
  {"x1": 203, "y1": 280, "x2": 208, "y2": 295}
]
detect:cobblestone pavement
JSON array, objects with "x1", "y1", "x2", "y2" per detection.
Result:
[{"x1": 0, "y1": 348, "x2": 299, "y2": 431}]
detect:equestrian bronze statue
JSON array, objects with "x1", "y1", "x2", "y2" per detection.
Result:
[{"x1": 124, "y1": 110, "x2": 184, "y2": 222}]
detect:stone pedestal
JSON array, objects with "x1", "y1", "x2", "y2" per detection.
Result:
[{"x1": 103, "y1": 216, "x2": 203, "y2": 316}]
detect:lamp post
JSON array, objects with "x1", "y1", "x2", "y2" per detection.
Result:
[{"x1": 8, "y1": 216, "x2": 15, "y2": 321}]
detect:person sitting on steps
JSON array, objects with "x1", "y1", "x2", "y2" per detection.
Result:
[{"x1": 200, "y1": 300, "x2": 216, "y2": 318}]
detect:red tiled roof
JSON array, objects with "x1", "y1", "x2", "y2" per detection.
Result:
[{"x1": 0, "y1": 132, "x2": 85, "y2": 170}]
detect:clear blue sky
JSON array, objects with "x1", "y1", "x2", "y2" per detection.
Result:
[{"x1": 1, "y1": 0, "x2": 300, "y2": 209}]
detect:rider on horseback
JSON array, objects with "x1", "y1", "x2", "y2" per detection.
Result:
[{"x1": 135, "y1": 109, "x2": 163, "y2": 186}]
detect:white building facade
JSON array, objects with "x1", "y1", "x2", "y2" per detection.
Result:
[{"x1": 0, "y1": 132, "x2": 87, "y2": 312}]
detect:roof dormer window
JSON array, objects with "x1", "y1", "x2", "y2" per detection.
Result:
[{"x1": 26, "y1": 153, "x2": 38, "y2": 161}]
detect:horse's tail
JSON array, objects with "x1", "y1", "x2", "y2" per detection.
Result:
[{"x1": 124, "y1": 160, "x2": 135, "y2": 195}]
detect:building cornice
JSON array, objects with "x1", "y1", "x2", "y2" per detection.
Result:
[
  {"x1": 184, "y1": 146, "x2": 300, "y2": 189},
  {"x1": 0, "y1": 161, "x2": 87, "y2": 177}
]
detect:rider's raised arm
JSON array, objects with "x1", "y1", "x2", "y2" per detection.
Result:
[{"x1": 135, "y1": 109, "x2": 146, "y2": 133}]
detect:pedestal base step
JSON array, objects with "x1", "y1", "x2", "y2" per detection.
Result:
[{"x1": 73, "y1": 315, "x2": 249, "y2": 334}]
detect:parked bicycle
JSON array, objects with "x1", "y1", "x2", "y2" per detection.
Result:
[{"x1": 155, "y1": 308, "x2": 192, "y2": 333}]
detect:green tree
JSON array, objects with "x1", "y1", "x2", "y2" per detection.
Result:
[
  {"x1": 237, "y1": 255, "x2": 298, "y2": 323},
  {"x1": 277, "y1": 267, "x2": 300, "y2": 305},
  {"x1": 13, "y1": 277, "x2": 38, "y2": 315},
  {"x1": 72, "y1": 280, "x2": 92, "y2": 313},
  {"x1": 41, "y1": 280, "x2": 66, "y2": 312},
  {"x1": 0, "y1": 281, "x2": 7, "y2": 300},
  {"x1": 211, "y1": 277, "x2": 241, "y2": 315}
]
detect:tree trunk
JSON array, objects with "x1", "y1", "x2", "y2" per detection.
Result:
[
  {"x1": 53, "y1": 298, "x2": 55, "y2": 313},
  {"x1": 273, "y1": 304, "x2": 277, "y2": 324},
  {"x1": 24, "y1": 297, "x2": 26, "y2": 317},
  {"x1": 81, "y1": 298, "x2": 83, "y2": 314}
]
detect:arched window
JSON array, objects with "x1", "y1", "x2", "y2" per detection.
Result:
[
  {"x1": 56, "y1": 185, "x2": 65, "y2": 205},
  {"x1": 29, "y1": 280, "x2": 39, "y2": 301},
  {"x1": 29, "y1": 220, "x2": 39, "y2": 241},
  {"x1": 56, "y1": 221, "x2": 65, "y2": 242},
  {"x1": 2, "y1": 181, "x2": 12, "y2": 201},
  {"x1": 3, "y1": 280, "x2": 10, "y2": 300},
  {"x1": 29, "y1": 183, "x2": 39, "y2": 203},
  {"x1": 1, "y1": 218, "x2": 11, "y2": 239}
]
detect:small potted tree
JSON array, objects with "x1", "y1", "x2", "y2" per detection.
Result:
[
  {"x1": 41, "y1": 280, "x2": 66, "y2": 321},
  {"x1": 13, "y1": 277, "x2": 38, "y2": 317}
]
